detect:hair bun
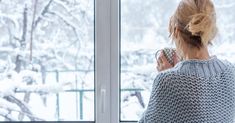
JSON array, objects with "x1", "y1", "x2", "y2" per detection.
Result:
[
  {"x1": 186, "y1": 13, "x2": 216, "y2": 45},
  {"x1": 169, "y1": 0, "x2": 217, "y2": 48}
]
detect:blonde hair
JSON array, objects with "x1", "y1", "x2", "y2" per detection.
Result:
[{"x1": 169, "y1": 0, "x2": 217, "y2": 48}]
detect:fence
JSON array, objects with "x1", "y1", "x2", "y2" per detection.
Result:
[
  {"x1": 14, "y1": 69, "x2": 145, "y2": 120},
  {"x1": 60, "y1": 88, "x2": 144, "y2": 120},
  {"x1": 49, "y1": 70, "x2": 144, "y2": 120}
]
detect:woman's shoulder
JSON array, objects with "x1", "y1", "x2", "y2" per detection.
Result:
[
  {"x1": 154, "y1": 57, "x2": 235, "y2": 85},
  {"x1": 219, "y1": 59, "x2": 235, "y2": 75},
  {"x1": 155, "y1": 62, "x2": 184, "y2": 79},
  {"x1": 154, "y1": 69, "x2": 177, "y2": 84},
  {"x1": 220, "y1": 59, "x2": 235, "y2": 68},
  {"x1": 173, "y1": 56, "x2": 234, "y2": 77}
]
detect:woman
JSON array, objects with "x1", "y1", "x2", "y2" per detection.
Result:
[{"x1": 138, "y1": 0, "x2": 235, "y2": 122}]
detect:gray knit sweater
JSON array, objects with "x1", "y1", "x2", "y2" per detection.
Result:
[{"x1": 138, "y1": 56, "x2": 235, "y2": 123}]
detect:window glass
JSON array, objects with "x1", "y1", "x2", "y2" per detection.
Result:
[
  {"x1": 120, "y1": 0, "x2": 235, "y2": 121},
  {"x1": 0, "y1": 0, "x2": 94, "y2": 121}
]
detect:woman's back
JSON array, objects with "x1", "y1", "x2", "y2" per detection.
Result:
[
  {"x1": 139, "y1": 57, "x2": 235, "y2": 123},
  {"x1": 139, "y1": 0, "x2": 235, "y2": 122}
]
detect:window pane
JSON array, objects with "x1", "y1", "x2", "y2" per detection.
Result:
[
  {"x1": 210, "y1": 0, "x2": 235, "y2": 63},
  {"x1": 120, "y1": 0, "x2": 235, "y2": 121},
  {"x1": 0, "y1": 0, "x2": 94, "y2": 121}
]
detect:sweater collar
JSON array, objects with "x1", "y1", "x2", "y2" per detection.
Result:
[{"x1": 173, "y1": 56, "x2": 228, "y2": 77}]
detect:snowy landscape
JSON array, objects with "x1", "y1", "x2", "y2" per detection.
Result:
[
  {"x1": 0, "y1": 0, "x2": 94, "y2": 121},
  {"x1": 0, "y1": 0, "x2": 235, "y2": 122}
]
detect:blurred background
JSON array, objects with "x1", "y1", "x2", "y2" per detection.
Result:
[
  {"x1": 120, "y1": 0, "x2": 235, "y2": 121},
  {"x1": 0, "y1": 0, "x2": 234, "y2": 122}
]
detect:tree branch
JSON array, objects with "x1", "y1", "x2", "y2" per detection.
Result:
[
  {"x1": 15, "y1": 4, "x2": 28, "y2": 73},
  {"x1": 29, "y1": 0, "x2": 38, "y2": 61},
  {"x1": 34, "y1": 0, "x2": 53, "y2": 29},
  {"x1": 0, "y1": 112, "x2": 15, "y2": 121},
  {"x1": 3, "y1": 96, "x2": 37, "y2": 121},
  {"x1": 20, "y1": 4, "x2": 28, "y2": 48},
  {"x1": 47, "y1": 11, "x2": 81, "y2": 49}
]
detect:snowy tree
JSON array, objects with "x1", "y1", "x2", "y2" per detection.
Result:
[
  {"x1": 0, "y1": 0, "x2": 235, "y2": 121},
  {"x1": 0, "y1": 0, "x2": 94, "y2": 121}
]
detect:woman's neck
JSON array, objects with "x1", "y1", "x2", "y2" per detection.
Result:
[{"x1": 183, "y1": 46, "x2": 210, "y2": 60}]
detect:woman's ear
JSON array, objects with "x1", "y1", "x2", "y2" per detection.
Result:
[{"x1": 174, "y1": 27, "x2": 180, "y2": 39}]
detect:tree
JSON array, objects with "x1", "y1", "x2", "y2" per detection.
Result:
[{"x1": 0, "y1": 0, "x2": 94, "y2": 121}]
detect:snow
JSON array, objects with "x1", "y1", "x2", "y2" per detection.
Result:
[
  {"x1": 0, "y1": 78, "x2": 17, "y2": 97},
  {"x1": 0, "y1": 0, "x2": 234, "y2": 122},
  {"x1": 0, "y1": 0, "x2": 95, "y2": 120},
  {"x1": 0, "y1": 108, "x2": 18, "y2": 121},
  {"x1": 120, "y1": 0, "x2": 235, "y2": 121},
  {"x1": 17, "y1": 82, "x2": 71, "y2": 93},
  {"x1": 0, "y1": 109, "x2": 8, "y2": 116},
  {"x1": 0, "y1": 98, "x2": 20, "y2": 111}
]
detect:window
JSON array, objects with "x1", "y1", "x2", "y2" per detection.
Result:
[
  {"x1": 0, "y1": 0, "x2": 234, "y2": 122},
  {"x1": 120, "y1": 0, "x2": 235, "y2": 122},
  {"x1": 210, "y1": 0, "x2": 235, "y2": 63},
  {"x1": 0, "y1": 0, "x2": 94, "y2": 121}
]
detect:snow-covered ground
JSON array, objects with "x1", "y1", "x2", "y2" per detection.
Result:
[{"x1": 0, "y1": 0, "x2": 235, "y2": 122}]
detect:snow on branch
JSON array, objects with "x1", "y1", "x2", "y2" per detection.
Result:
[
  {"x1": 34, "y1": 0, "x2": 54, "y2": 29},
  {"x1": 16, "y1": 82, "x2": 72, "y2": 94},
  {"x1": 3, "y1": 96, "x2": 44, "y2": 121},
  {"x1": 0, "y1": 98, "x2": 19, "y2": 111},
  {"x1": 0, "y1": 108, "x2": 17, "y2": 121},
  {"x1": 0, "y1": 57, "x2": 72, "y2": 121}
]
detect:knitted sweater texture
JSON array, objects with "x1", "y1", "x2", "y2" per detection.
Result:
[{"x1": 138, "y1": 57, "x2": 235, "y2": 123}]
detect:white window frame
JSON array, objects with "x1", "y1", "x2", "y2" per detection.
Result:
[
  {"x1": 96, "y1": 0, "x2": 138, "y2": 122},
  {"x1": 95, "y1": 0, "x2": 121, "y2": 122}
]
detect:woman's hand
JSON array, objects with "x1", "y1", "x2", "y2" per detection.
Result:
[{"x1": 156, "y1": 51, "x2": 179, "y2": 72}]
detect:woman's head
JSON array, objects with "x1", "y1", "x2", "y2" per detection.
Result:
[{"x1": 169, "y1": 0, "x2": 217, "y2": 50}]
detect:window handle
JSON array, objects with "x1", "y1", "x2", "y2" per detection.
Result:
[{"x1": 101, "y1": 89, "x2": 106, "y2": 113}]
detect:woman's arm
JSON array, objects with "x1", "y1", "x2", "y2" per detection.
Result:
[{"x1": 138, "y1": 73, "x2": 174, "y2": 123}]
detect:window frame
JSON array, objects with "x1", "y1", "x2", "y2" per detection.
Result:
[
  {"x1": 95, "y1": 0, "x2": 120, "y2": 122},
  {"x1": 95, "y1": 0, "x2": 235, "y2": 123},
  {"x1": 95, "y1": 0, "x2": 138, "y2": 122}
]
